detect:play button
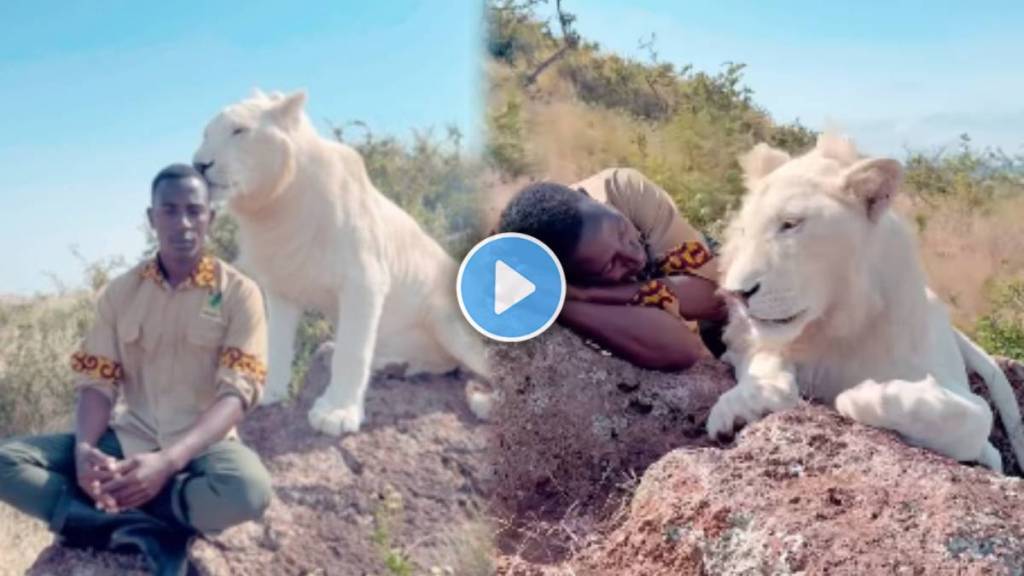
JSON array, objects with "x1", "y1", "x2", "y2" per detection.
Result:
[
  {"x1": 494, "y1": 260, "x2": 535, "y2": 315},
  {"x1": 457, "y1": 233, "x2": 566, "y2": 342}
]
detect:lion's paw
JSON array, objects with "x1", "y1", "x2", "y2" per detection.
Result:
[
  {"x1": 308, "y1": 399, "x2": 364, "y2": 436},
  {"x1": 707, "y1": 386, "x2": 758, "y2": 440},
  {"x1": 465, "y1": 380, "x2": 496, "y2": 421}
]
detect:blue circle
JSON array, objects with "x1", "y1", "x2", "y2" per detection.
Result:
[{"x1": 457, "y1": 233, "x2": 566, "y2": 342}]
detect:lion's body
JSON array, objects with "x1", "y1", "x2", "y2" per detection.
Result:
[
  {"x1": 193, "y1": 91, "x2": 490, "y2": 435},
  {"x1": 709, "y1": 135, "x2": 1024, "y2": 472}
]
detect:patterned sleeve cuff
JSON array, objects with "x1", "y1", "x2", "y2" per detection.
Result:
[
  {"x1": 630, "y1": 280, "x2": 682, "y2": 319},
  {"x1": 657, "y1": 241, "x2": 712, "y2": 276},
  {"x1": 70, "y1": 352, "x2": 123, "y2": 401},
  {"x1": 217, "y1": 347, "x2": 267, "y2": 410}
]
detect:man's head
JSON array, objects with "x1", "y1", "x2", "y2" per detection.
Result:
[
  {"x1": 147, "y1": 163, "x2": 214, "y2": 263},
  {"x1": 498, "y1": 181, "x2": 647, "y2": 285}
]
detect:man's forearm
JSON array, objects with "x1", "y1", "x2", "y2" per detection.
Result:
[
  {"x1": 75, "y1": 388, "x2": 114, "y2": 447},
  {"x1": 163, "y1": 395, "x2": 245, "y2": 472},
  {"x1": 559, "y1": 301, "x2": 708, "y2": 371},
  {"x1": 577, "y1": 276, "x2": 727, "y2": 322}
]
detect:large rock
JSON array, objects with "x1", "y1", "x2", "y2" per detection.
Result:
[
  {"x1": 574, "y1": 405, "x2": 1024, "y2": 575},
  {"x1": 489, "y1": 326, "x2": 1024, "y2": 574},
  {"x1": 20, "y1": 343, "x2": 494, "y2": 576}
]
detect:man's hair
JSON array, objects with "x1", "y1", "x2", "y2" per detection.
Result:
[
  {"x1": 151, "y1": 163, "x2": 206, "y2": 198},
  {"x1": 497, "y1": 181, "x2": 588, "y2": 260}
]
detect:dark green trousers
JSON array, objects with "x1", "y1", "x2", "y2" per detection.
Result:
[{"x1": 0, "y1": 429, "x2": 272, "y2": 535}]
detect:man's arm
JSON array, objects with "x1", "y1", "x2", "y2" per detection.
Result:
[
  {"x1": 559, "y1": 300, "x2": 710, "y2": 371},
  {"x1": 574, "y1": 275, "x2": 727, "y2": 322},
  {"x1": 75, "y1": 387, "x2": 113, "y2": 448},
  {"x1": 69, "y1": 286, "x2": 125, "y2": 510},
  {"x1": 164, "y1": 396, "x2": 244, "y2": 471}
]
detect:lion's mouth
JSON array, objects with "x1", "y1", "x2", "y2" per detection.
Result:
[{"x1": 749, "y1": 310, "x2": 805, "y2": 326}]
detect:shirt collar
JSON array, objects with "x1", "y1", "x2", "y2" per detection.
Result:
[{"x1": 140, "y1": 254, "x2": 218, "y2": 292}]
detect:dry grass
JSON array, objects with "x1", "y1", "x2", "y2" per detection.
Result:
[
  {"x1": 896, "y1": 194, "x2": 1024, "y2": 329},
  {"x1": 0, "y1": 505, "x2": 53, "y2": 576}
]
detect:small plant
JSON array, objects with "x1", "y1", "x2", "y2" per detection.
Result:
[{"x1": 371, "y1": 485, "x2": 415, "y2": 576}]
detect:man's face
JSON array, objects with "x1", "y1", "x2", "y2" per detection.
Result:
[
  {"x1": 568, "y1": 202, "x2": 647, "y2": 285},
  {"x1": 147, "y1": 176, "x2": 214, "y2": 262}
]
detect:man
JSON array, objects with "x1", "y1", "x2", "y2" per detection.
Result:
[
  {"x1": 498, "y1": 167, "x2": 727, "y2": 370},
  {"x1": 0, "y1": 164, "x2": 272, "y2": 575}
]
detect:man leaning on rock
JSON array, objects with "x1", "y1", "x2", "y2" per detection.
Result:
[{"x1": 0, "y1": 164, "x2": 272, "y2": 576}]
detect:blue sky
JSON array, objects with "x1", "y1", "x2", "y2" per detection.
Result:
[
  {"x1": 539, "y1": 1, "x2": 1024, "y2": 157},
  {"x1": 4, "y1": 2, "x2": 1023, "y2": 295},
  {"x1": 0, "y1": 1, "x2": 482, "y2": 295}
]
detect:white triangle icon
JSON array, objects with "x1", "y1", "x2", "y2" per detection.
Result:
[{"x1": 494, "y1": 260, "x2": 536, "y2": 315}]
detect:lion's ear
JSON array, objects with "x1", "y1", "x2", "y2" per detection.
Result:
[
  {"x1": 270, "y1": 90, "x2": 307, "y2": 126},
  {"x1": 841, "y1": 157, "x2": 903, "y2": 221},
  {"x1": 739, "y1": 143, "x2": 790, "y2": 187}
]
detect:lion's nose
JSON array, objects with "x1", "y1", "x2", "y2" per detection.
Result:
[
  {"x1": 194, "y1": 160, "x2": 215, "y2": 176},
  {"x1": 727, "y1": 282, "x2": 761, "y2": 305}
]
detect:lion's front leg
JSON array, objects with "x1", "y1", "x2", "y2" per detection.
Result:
[
  {"x1": 707, "y1": 351, "x2": 799, "y2": 439},
  {"x1": 261, "y1": 291, "x2": 303, "y2": 406},
  {"x1": 835, "y1": 376, "x2": 1000, "y2": 471},
  {"x1": 308, "y1": 267, "x2": 389, "y2": 436}
]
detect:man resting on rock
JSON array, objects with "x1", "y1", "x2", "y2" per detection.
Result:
[
  {"x1": 0, "y1": 165, "x2": 272, "y2": 575},
  {"x1": 498, "y1": 167, "x2": 727, "y2": 370}
]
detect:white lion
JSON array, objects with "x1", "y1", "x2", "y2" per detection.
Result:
[
  {"x1": 707, "y1": 133, "x2": 1024, "y2": 473},
  {"x1": 192, "y1": 89, "x2": 492, "y2": 436}
]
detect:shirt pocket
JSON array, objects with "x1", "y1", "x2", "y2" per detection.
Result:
[
  {"x1": 186, "y1": 316, "x2": 228, "y2": 351},
  {"x1": 116, "y1": 316, "x2": 149, "y2": 376}
]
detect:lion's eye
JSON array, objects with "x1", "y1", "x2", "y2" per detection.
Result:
[
  {"x1": 232, "y1": 127, "x2": 248, "y2": 136},
  {"x1": 779, "y1": 218, "x2": 804, "y2": 233}
]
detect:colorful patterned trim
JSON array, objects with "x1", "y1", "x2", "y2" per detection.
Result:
[
  {"x1": 219, "y1": 347, "x2": 267, "y2": 384},
  {"x1": 70, "y1": 352, "x2": 124, "y2": 383},
  {"x1": 140, "y1": 255, "x2": 218, "y2": 291},
  {"x1": 656, "y1": 241, "x2": 712, "y2": 276},
  {"x1": 630, "y1": 279, "x2": 680, "y2": 318}
]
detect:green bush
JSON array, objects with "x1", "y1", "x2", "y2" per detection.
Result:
[
  {"x1": 975, "y1": 280, "x2": 1024, "y2": 361},
  {"x1": 483, "y1": 0, "x2": 818, "y2": 230}
]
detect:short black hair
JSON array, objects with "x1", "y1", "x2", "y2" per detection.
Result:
[
  {"x1": 497, "y1": 181, "x2": 588, "y2": 260},
  {"x1": 151, "y1": 163, "x2": 206, "y2": 198}
]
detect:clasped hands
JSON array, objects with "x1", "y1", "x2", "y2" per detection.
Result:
[{"x1": 74, "y1": 442, "x2": 177, "y2": 513}]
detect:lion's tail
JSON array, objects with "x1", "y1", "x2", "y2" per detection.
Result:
[{"x1": 955, "y1": 329, "x2": 1024, "y2": 468}]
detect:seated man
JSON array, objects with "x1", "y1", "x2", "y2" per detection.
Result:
[
  {"x1": 0, "y1": 165, "x2": 272, "y2": 575},
  {"x1": 498, "y1": 167, "x2": 727, "y2": 370}
]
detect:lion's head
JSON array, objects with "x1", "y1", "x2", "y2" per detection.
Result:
[
  {"x1": 192, "y1": 89, "x2": 310, "y2": 206},
  {"x1": 720, "y1": 134, "x2": 904, "y2": 347}
]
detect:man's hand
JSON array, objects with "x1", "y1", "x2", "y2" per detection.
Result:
[
  {"x1": 74, "y1": 442, "x2": 120, "y2": 511},
  {"x1": 99, "y1": 452, "x2": 177, "y2": 512}
]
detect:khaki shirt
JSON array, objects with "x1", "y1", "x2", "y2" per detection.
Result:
[
  {"x1": 572, "y1": 167, "x2": 718, "y2": 282},
  {"x1": 70, "y1": 255, "x2": 267, "y2": 457}
]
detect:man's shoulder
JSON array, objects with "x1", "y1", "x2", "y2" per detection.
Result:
[
  {"x1": 215, "y1": 258, "x2": 263, "y2": 305},
  {"x1": 100, "y1": 260, "x2": 151, "y2": 302},
  {"x1": 571, "y1": 167, "x2": 622, "y2": 203},
  {"x1": 216, "y1": 258, "x2": 257, "y2": 288}
]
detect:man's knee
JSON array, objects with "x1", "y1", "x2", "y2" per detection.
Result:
[
  {"x1": 220, "y1": 464, "x2": 273, "y2": 522},
  {"x1": 0, "y1": 439, "x2": 31, "y2": 477},
  {"x1": 189, "y1": 447, "x2": 272, "y2": 531}
]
